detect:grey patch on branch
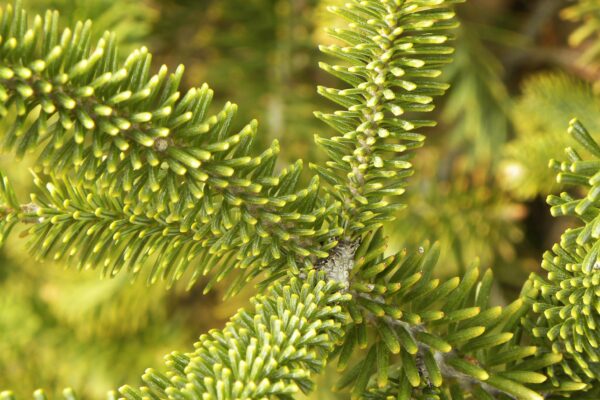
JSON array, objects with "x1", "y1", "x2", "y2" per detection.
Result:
[
  {"x1": 20, "y1": 203, "x2": 40, "y2": 214},
  {"x1": 318, "y1": 239, "x2": 360, "y2": 289},
  {"x1": 153, "y1": 137, "x2": 170, "y2": 152},
  {"x1": 415, "y1": 351, "x2": 431, "y2": 389}
]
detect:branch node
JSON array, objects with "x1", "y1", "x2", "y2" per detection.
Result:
[{"x1": 318, "y1": 239, "x2": 360, "y2": 289}]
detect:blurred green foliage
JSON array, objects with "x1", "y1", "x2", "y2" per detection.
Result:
[
  {"x1": 500, "y1": 73, "x2": 600, "y2": 200},
  {"x1": 3, "y1": 0, "x2": 600, "y2": 398}
]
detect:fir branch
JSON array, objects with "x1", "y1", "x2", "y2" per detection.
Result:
[
  {"x1": 0, "y1": 169, "x2": 343, "y2": 293},
  {"x1": 118, "y1": 271, "x2": 350, "y2": 400},
  {"x1": 0, "y1": 0, "x2": 346, "y2": 288},
  {"x1": 7, "y1": 1, "x2": 600, "y2": 399},
  {"x1": 315, "y1": 0, "x2": 463, "y2": 236},
  {"x1": 524, "y1": 119, "x2": 600, "y2": 388},
  {"x1": 333, "y1": 234, "x2": 555, "y2": 400},
  {"x1": 0, "y1": 272, "x2": 349, "y2": 400}
]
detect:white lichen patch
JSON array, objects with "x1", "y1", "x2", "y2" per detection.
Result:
[
  {"x1": 320, "y1": 240, "x2": 359, "y2": 289},
  {"x1": 21, "y1": 202, "x2": 40, "y2": 214}
]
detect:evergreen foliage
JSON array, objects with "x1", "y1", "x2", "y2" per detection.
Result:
[
  {"x1": 22, "y1": 0, "x2": 155, "y2": 52},
  {"x1": 329, "y1": 237, "x2": 551, "y2": 400},
  {"x1": 0, "y1": 0, "x2": 342, "y2": 292},
  {"x1": 525, "y1": 119, "x2": 600, "y2": 387},
  {"x1": 118, "y1": 271, "x2": 349, "y2": 400},
  {"x1": 499, "y1": 0, "x2": 600, "y2": 201},
  {"x1": 392, "y1": 157, "x2": 524, "y2": 275},
  {"x1": 388, "y1": 18, "x2": 520, "y2": 277},
  {"x1": 2, "y1": 0, "x2": 600, "y2": 399},
  {"x1": 562, "y1": 0, "x2": 600, "y2": 91},
  {"x1": 441, "y1": 24, "x2": 510, "y2": 169},
  {"x1": 500, "y1": 73, "x2": 600, "y2": 200},
  {"x1": 315, "y1": 0, "x2": 460, "y2": 235}
]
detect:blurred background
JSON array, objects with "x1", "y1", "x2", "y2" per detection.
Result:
[{"x1": 1, "y1": 0, "x2": 599, "y2": 398}]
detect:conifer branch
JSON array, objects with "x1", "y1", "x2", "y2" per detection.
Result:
[
  {"x1": 315, "y1": 0, "x2": 462, "y2": 236},
  {"x1": 0, "y1": 0, "x2": 346, "y2": 289},
  {"x1": 4, "y1": 1, "x2": 600, "y2": 399},
  {"x1": 0, "y1": 271, "x2": 349, "y2": 400},
  {"x1": 0, "y1": 168, "x2": 342, "y2": 293},
  {"x1": 118, "y1": 271, "x2": 350, "y2": 400},
  {"x1": 523, "y1": 119, "x2": 600, "y2": 388},
  {"x1": 332, "y1": 234, "x2": 556, "y2": 400}
]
